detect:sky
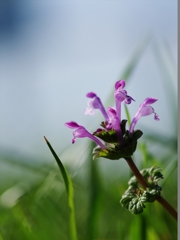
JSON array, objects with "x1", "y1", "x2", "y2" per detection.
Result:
[{"x1": 0, "y1": 1, "x2": 177, "y2": 161}]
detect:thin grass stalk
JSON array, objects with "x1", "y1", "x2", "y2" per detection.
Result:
[{"x1": 44, "y1": 136, "x2": 78, "y2": 240}]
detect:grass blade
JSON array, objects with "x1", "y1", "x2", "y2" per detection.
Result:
[
  {"x1": 44, "y1": 136, "x2": 77, "y2": 240},
  {"x1": 152, "y1": 41, "x2": 177, "y2": 133},
  {"x1": 124, "y1": 104, "x2": 131, "y2": 127}
]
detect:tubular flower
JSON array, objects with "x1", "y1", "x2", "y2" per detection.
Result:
[
  {"x1": 129, "y1": 98, "x2": 160, "y2": 133},
  {"x1": 65, "y1": 121, "x2": 105, "y2": 149},
  {"x1": 114, "y1": 80, "x2": 135, "y2": 120},
  {"x1": 85, "y1": 92, "x2": 109, "y2": 121},
  {"x1": 106, "y1": 107, "x2": 123, "y2": 144}
]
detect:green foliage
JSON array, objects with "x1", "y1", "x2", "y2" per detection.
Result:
[
  {"x1": 44, "y1": 137, "x2": 77, "y2": 240},
  {"x1": 120, "y1": 166, "x2": 163, "y2": 214},
  {"x1": 0, "y1": 152, "x2": 177, "y2": 240}
]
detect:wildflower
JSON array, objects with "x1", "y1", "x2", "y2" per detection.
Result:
[
  {"x1": 129, "y1": 98, "x2": 160, "y2": 133},
  {"x1": 114, "y1": 80, "x2": 135, "y2": 120},
  {"x1": 65, "y1": 121, "x2": 105, "y2": 149},
  {"x1": 85, "y1": 92, "x2": 109, "y2": 121},
  {"x1": 106, "y1": 107, "x2": 123, "y2": 144},
  {"x1": 65, "y1": 81, "x2": 159, "y2": 160}
]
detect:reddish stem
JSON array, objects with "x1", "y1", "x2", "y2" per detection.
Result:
[
  {"x1": 125, "y1": 157, "x2": 148, "y2": 189},
  {"x1": 156, "y1": 196, "x2": 177, "y2": 221}
]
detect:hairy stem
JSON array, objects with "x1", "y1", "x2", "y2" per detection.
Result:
[
  {"x1": 125, "y1": 157, "x2": 148, "y2": 189},
  {"x1": 125, "y1": 157, "x2": 177, "y2": 221}
]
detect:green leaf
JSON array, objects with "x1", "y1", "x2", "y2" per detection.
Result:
[{"x1": 44, "y1": 136, "x2": 77, "y2": 240}]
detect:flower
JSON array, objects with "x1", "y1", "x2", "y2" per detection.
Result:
[
  {"x1": 65, "y1": 121, "x2": 105, "y2": 149},
  {"x1": 85, "y1": 92, "x2": 109, "y2": 121},
  {"x1": 65, "y1": 81, "x2": 160, "y2": 160},
  {"x1": 106, "y1": 107, "x2": 123, "y2": 144},
  {"x1": 129, "y1": 98, "x2": 160, "y2": 133},
  {"x1": 114, "y1": 80, "x2": 135, "y2": 120}
]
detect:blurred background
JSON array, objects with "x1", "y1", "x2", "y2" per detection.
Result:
[{"x1": 0, "y1": 1, "x2": 177, "y2": 240}]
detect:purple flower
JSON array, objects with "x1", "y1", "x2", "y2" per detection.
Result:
[
  {"x1": 106, "y1": 107, "x2": 123, "y2": 144},
  {"x1": 114, "y1": 80, "x2": 135, "y2": 121},
  {"x1": 65, "y1": 121, "x2": 105, "y2": 149},
  {"x1": 129, "y1": 98, "x2": 160, "y2": 133},
  {"x1": 85, "y1": 92, "x2": 109, "y2": 121}
]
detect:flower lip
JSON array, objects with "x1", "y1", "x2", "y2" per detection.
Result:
[
  {"x1": 154, "y1": 113, "x2": 160, "y2": 121},
  {"x1": 124, "y1": 95, "x2": 135, "y2": 104}
]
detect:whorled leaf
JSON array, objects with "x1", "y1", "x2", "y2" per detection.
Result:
[{"x1": 120, "y1": 166, "x2": 163, "y2": 214}]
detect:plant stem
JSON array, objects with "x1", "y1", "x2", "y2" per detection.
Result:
[
  {"x1": 125, "y1": 157, "x2": 177, "y2": 221},
  {"x1": 156, "y1": 195, "x2": 177, "y2": 221},
  {"x1": 125, "y1": 157, "x2": 148, "y2": 189}
]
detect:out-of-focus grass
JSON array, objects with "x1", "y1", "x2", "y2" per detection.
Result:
[
  {"x1": 44, "y1": 136, "x2": 77, "y2": 240},
  {"x1": 0, "y1": 40, "x2": 177, "y2": 240}
]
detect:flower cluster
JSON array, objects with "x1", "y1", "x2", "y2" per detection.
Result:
[{"x1": 65, "y1": 80, "x2": 159, "y2": 160}]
